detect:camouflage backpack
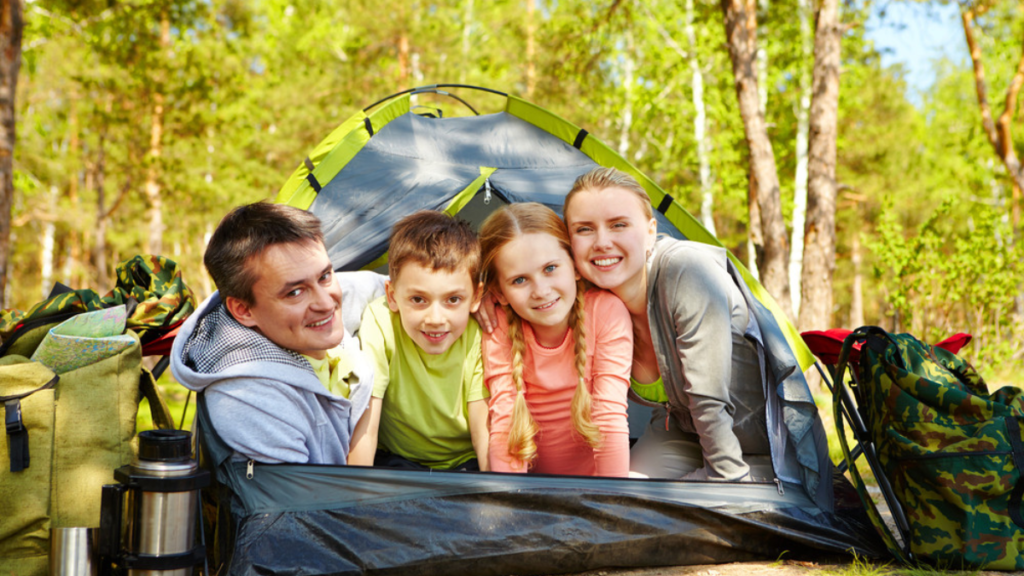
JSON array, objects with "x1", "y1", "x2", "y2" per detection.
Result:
[{"x1": 834, "y1": 326, "x2": 1024, "y2": 570}]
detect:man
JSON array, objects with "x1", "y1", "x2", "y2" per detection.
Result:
[{"x1": 171, "y1": 202, "x2": 373, "y2": 464}]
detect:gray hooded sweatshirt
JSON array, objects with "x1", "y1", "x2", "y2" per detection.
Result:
[
  {"x1": 171, "y1": 292, "x2": 372, "y2": 465},
  {"x1": 643, "y1": 238, "x2": 770, "y2": 480}
]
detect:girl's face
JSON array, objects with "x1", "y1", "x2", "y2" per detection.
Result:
[
  {"x1": 493, "y1": 232, "x2": 579, "y2": 347},
  {"x1": 564, "y1": 186, "x2": 657, "y2": 295}
]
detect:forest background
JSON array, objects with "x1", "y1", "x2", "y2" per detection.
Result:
[{"x1": 3, "y1": 0, "x2": 1024, "y2": 385}]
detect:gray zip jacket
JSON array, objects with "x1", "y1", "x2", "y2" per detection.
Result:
[
  {"x1": 643, "y1": 237, "x2": 770, "y2": 480},
  {"x1": 171, "y1": 292, "x2": 372, "y2": 465}
]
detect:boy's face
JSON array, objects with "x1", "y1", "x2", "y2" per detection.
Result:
[
  {"x1": 385, "y1": 262, "x2": 481, "y2": 355},
  {"x1": 226, "y1": 240, "x2": 345, "y2": 360}
]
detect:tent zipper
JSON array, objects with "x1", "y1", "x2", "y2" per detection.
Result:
[
  {"x1": 483, "y1": 179, "x2": 492, "y2": 204},
  {"x1": 774, "y1": 478, "x2": 785, "y2": 495},
  {"x1": 246, "y1": 459, "x2": 254, "y2": 480}
]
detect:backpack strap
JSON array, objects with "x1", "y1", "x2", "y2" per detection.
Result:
[
  {"x1": 833, "y1": 328, "x2": 912, "y2": 563},
  {"x1": 2, "y1": 374, "x2": 59, "y2": 472},
  {"x1": 1006, "y1": 418, "x2": 1024, "y2": 530},
  {"x1": 139, "y1": 365, "x2": 175, "y2": 431}
]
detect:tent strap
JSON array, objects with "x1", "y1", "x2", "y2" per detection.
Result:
[{"x1": 303, "y1": 158, "x2": 322, "y2": 193}]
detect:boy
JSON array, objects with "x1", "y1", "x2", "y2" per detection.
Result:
[
  {"x1": 171, "y1": 202, "x2": 373, "y2": 465},
  {"x1": 349, "y1": 210, "x2": 489, "y2": 471}
]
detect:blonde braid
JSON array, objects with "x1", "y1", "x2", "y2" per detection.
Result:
[
  {"x1": 568, "y1": 283, "x2": 600, "y2": 448},
  {"x1": 506, "y1": 308, "x2": 540, "y2": 466}
]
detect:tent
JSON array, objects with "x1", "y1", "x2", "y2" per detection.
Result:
[{"x1": 200, "y1": 85, "x2": 887, "y2": 575}]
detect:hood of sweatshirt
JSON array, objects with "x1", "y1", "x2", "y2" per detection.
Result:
[{"x1": 171, "y1": 292, "x2": 327, "y2": 395}]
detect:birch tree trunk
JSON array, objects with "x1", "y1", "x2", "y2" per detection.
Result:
[
  {"x1": 66, "y1": 94, "x2": 80, "y2": 288},
  {"x1": 41, "y1": 186, "x2": 56, "y2": 298},
  {"x1": 848, "y1": 231, "x2": 864, "y2": 328},
  {"x1": 461, "y1": 0, "x2": 473, "y2": 84},
  {"x1": 798, "y1": 0, "x2": 841, "y2": 334},
  {"x1": 93, "y1": 130, "x2": 109, "y2": 292},
  {"x1": 789, "y1": 0, "x2": 812, "y2": 316},
  {"x1": 618, "y1": 31, "x2": 635, "y2": 158},
  {"x1": 720, "y1": 0, "x2": 791, "y2": 316},
  {"x1": 144, "y1": 15, "x2": 169, "y2": 257},
  {"x1": 686, "y1": 0, "x2": 716, "y2": 236},
  {"x1": 0, "y1": 0, "x2": 22, "y2": 304},
  {"x1": 526, "y1": 0, "x2": 536, "y2": 98}
]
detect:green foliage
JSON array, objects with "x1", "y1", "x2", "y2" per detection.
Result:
[
  {"x1": 7, "y1": 0, "x2": 1024, "y2": 379},
  {"x1": 867, "y1": 196, "x2": 1023, "y2": 375}
]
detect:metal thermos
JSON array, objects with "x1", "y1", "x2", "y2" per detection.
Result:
[
  {"x1": 50, "y1": 527, "x2": 97, "y2": 576},
  {"x1": 98, "y1": 429, "x2": 209, "y2": 576}
]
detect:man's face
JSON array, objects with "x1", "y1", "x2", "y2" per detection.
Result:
[
  {"x1": 385, "y1": 262, "x2": 481, "y2": 355},
  {"x1": 227, "y1": 240, "x2": 344, "y2": 360}
]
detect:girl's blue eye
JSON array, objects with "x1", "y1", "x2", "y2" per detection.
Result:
[
  {"x1": 511, "y1": 277, "x2": 525, "y2": 285},
  {"x1": 544, "y1": 264, "x2": 556, "y2": 273}
]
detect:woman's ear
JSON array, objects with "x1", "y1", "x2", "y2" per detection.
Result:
[{"x1": 646, "y1": 217, "x2": 658, "y2": 252}]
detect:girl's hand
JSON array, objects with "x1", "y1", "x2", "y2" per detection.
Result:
[{"x1": 474, "y1": 291, "x2": 500, "y2": 333}]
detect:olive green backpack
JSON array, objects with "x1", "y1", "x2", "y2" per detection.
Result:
[
  {"x1": 834, "y1": 326, "x2": 1024, "y2": 570},
  {"x1": 0, "y1": 256, "x2": 193, "y2": 576}
]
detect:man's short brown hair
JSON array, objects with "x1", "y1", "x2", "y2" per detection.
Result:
[
  {"x1": 205, "y1": 202, "x2": 325, "y2": 305},
  {"x1": 388, "y1": 210, "x2": 480, "y2": 286}
]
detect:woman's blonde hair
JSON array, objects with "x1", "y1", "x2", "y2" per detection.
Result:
[
  {"x1": 479, "y1": 203, "x2": 600, "y2": 468},
  {"x1": 564, "y1": 166, "x2": 653, "y2": 221}
]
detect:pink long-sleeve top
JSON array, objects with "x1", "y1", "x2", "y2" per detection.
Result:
[{"x1": 483, "y1": 289, "x2": 632, "y2": 476}]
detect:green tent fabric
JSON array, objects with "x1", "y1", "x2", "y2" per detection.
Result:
[{"x1": 274, "y1": 85, "x2": 827, "y2": 502}]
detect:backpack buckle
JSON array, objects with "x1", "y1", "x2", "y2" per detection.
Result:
[
  {"x1": 5, "y1": 399, "x2": 29, "y2": 472},
  {"x1": 5, "y1": 399, "x2": 24, "y2": 435}
]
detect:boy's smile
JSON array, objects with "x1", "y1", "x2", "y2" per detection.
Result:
[{"x1": 386, "y1": 262, "x2": 481, "y2": 355}]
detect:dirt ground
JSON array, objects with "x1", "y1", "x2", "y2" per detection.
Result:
[
  {"x1": 566, "y1": 561, "x2": 848, "y2": 576},
  {"x1": 562, "y1": 559, "x2": 1006, "y2": 576}
]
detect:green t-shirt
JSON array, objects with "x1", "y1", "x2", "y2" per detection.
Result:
[
  {"x1": 301, "y1": 348, "x2": 357, "y2": 399},
  {"x1": 359, "y1": 297, "x2": 487, "y2": 469},
  {"x1": 630, "y1": 376, "x2": 669, "y2": 404}
]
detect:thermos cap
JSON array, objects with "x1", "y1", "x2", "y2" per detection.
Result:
[{"x1": 138, "y1": 429, "x2": 193, "y2": 462}]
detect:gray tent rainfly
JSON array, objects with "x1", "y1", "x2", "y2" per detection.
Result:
[{"x1": 197, "y1": 85, "x2": 887, "y2": 575}]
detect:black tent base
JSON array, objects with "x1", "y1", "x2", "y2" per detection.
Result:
[{"x1": 213, "y1": 465, "x2": 887, "y2": 576}]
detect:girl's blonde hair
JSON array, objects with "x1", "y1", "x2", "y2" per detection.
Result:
[
  {"x1": 479, "y1": 203, "x2": 600, "y2": 468},
  {"x1": 564, "y1": 166, "x2": 653, "y2": 221}
]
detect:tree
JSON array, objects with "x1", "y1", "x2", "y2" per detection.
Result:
[
  {"x1": 960, "y1": 1, "x2": 1024, "y2": 229},
  {"x1": 797, "y1": 0, "x2": 841, "y2": 334},
  {"x1": 0, "y1": 0, "x2": 22, "y2": 305},
  {"x1": 719, "y1": 0, "x2": 792, "y2": 316}
]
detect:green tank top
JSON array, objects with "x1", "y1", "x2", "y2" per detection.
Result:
[{"x1": 630, "y1": 376, "x2": 669, "y2": 404}]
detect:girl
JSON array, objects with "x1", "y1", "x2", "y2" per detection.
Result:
[
  {"x1": 479, "y1": 202, "x2": 632, "y2": 476},
  {"x1": 561, "y1": 167, "x2": 771, "y2": 481}
]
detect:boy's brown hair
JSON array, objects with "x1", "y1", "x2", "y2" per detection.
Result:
[{"x1": 388, "y1": 210, "x2": 480, "y2": 286}]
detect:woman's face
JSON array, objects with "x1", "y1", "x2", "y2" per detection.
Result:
[{"x1": 564, "y1": 186, "x2": 657, "y2": 295}]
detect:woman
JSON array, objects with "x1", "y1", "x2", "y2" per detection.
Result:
[{"x1": 560, "y1": 167, "x2": 770, "y2": 481}]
